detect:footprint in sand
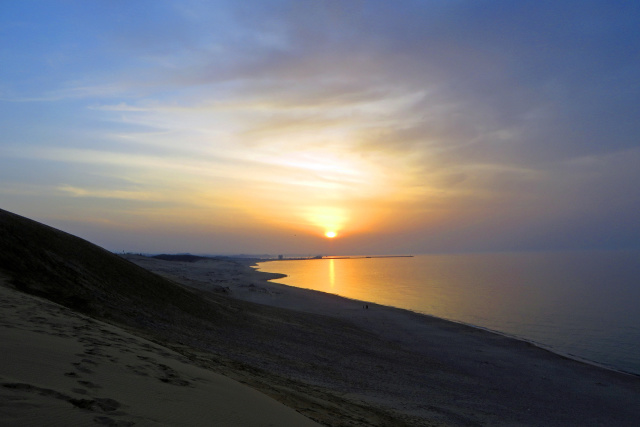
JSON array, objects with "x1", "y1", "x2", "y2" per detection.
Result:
[
  {"x1": 78, "y1": 380, "x2": 102, "y2": 389},
  {"x1": 124, "y1": 356, "x2": 192, "y2": 386},
  {"x1": 157, "y1": 363, "x2": 191, "y2": 386},
  {"x1": 68, "y1": 397, "x2": 121, "y2": 412},
  {"x1": 72, "y1": 360, "x2": 95, "y2": 374},
  {"x1": 2, "y1": 382, "x2": 125, "y2": 416}
]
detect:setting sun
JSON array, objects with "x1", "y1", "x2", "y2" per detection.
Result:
[{"x1": 325, "y1": 231, "x2": 337, "y2": 238}]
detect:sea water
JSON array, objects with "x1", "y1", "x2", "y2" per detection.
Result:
[{"x1": 256, "y1": 250, "x2": 640, "y2": 375}]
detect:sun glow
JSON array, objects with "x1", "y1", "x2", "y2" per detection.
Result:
[{"x1": 303, "y1": 206, "x2": 347, "y2": 237}]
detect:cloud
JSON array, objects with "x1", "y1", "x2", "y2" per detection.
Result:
[
  {"x1": 3, "y1": 0, "x2": 640, "y2": 252},
  {"x1": 56, "y1": 185, "x2": 160, "y2": 201}
]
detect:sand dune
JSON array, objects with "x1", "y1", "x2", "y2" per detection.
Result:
[
  {"x1": 2, "y1": 208, "x2": 640, "y2": 426},
  {"x1": 0, "y1": 279, "x2": 319, "y2": 426},
  {"x1": 0, "y1": 209, "x2": 399, "y2": 426}
]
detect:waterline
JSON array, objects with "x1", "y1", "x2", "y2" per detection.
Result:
[{"x1": 257, "y1": 251, "x2": 640, "y2": 375}]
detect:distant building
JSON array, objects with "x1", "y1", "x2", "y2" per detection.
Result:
[{"x1": 278, "y1": 254, "x2": 284, "y2": 260}]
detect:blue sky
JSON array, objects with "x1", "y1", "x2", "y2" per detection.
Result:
[{"x1": 1, "y1": 1, "x2": 639, "y2": 254}]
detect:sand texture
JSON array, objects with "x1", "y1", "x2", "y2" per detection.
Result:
[
  {"x1": 0, "y1": 279, "x2": 320, "y2": 427},
  {"x1": 126, "y1": 255, "x2": 640, "y2": 426},
  {"x1": 2, "y1": 208, "x2": 640, "y2": 426}
]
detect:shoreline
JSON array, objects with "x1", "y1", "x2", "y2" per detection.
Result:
[
  {"x1": 252, "y1": 258, "x2": 640, "y2": 378},
  {"x1": 124, "y1": 254, "x2": 640, "y2": 426}
]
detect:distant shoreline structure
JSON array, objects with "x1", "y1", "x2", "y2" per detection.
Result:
[{"x1": 275, "y1": 255, "x2": 414, "y2": 261}]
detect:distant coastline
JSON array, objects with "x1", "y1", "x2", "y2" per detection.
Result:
[
  {"x1": 143, "y1": 253, "x2": 415, "y2": 263},
  {"x1": 271, "y1": 255, "x2": 414, "y2": 261}
]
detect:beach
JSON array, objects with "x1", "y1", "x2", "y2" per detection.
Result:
[
  {"x1": 124, "y1": 255, "x2": 640, "y2": 426},
  {"x1": 2, "y1": 207, "x2": 640, "y2": 426}
]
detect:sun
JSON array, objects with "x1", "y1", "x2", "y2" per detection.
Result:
[{"x1": 324, "y1": 231, "x2": 337, "y2": 238}]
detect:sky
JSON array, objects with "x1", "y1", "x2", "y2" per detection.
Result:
[{"x1": 1, "y1": 0, "x2": 639, "y2": 255}]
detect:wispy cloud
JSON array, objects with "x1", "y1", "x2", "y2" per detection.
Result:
[
  {"x1": 56, "y1": 185, "x2": 160, "y2": 201},
  {"x1": 2, "y1": 0, "x2": 639, "y2": 252}
]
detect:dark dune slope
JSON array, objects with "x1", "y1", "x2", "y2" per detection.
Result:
[
  {"x1": 0, "y1": 208, "x2": 220, "y2": 323},
  {"x1": 0, "y1": 208, "x2": 405, "y2": 426}
]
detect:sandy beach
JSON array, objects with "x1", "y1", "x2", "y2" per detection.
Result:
[
  {"x1": 125, "y1": 255, "x2": 640, "y2": 426},
  {"x1": 2, "y1": 208, "x2": 640, "y2": 426}
]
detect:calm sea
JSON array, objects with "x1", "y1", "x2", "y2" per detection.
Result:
[{"x1": 256, "y1": 251, "x2": 640, "y2": 375}]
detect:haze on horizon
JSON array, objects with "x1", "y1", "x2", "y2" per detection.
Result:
[{"x1": 1, "y1": 1, "x2": 639, "y2": 255}]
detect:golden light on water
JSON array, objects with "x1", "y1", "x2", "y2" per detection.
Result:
[{"x1": 328, "y1": 258, "x2": 335, "y2": 288}]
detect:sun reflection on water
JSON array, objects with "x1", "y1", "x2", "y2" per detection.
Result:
[{"x1": 329, "y1": 258, "x2": 335, "y2": 288}]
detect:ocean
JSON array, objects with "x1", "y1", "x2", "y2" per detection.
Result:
[{"x1": 256, "y1": 250, "x2": 640, "y2": 376}]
